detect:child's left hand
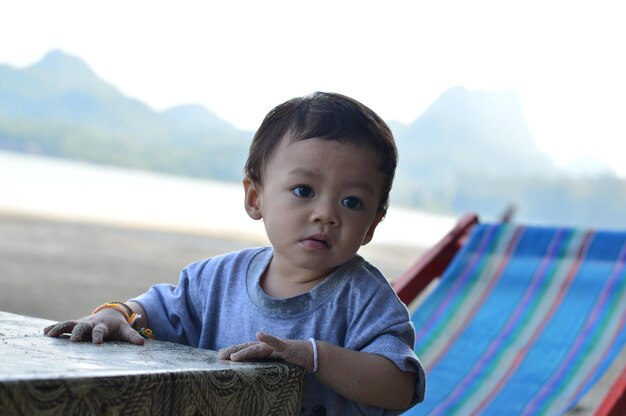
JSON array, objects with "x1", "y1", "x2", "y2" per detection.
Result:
[
  {"x1": 218, "y1": 332, "x2": 314, "y2": 371},
  {"x1": 221, "y1": 332, "x2": 417, "y2": 409}
]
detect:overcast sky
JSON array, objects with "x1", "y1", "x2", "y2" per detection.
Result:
[{"x1": 1, "y1": 0, "x2": 625, "y2": 176}]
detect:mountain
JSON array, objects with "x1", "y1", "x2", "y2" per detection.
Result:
[
  {"x1": 1, "y1": 50, "x2": 624, "y2": 228},
  {"x1": 391, "y1": 87, "x2": 557, "y2": 213},
  {"x1": 389, "y1": 88, "x2": 626, "y2": 227},
  {"x1": 0, "y1": 50, "x2": 251, "y2": 180},
  {"x1": 397, "y1": 87, "x2": 557, "y2": 177}
]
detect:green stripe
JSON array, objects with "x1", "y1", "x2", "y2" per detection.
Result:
[
  {"x1": 539, "y1": 250, "x2": 626, "y2": 414},
  {"x1": 416, "y1": 225, "x2": 505, "y2": 358},
  {"x1": 450, "y1": 228, "x2": 576, "y2": 414}
]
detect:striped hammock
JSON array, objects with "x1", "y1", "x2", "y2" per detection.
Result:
[{"x1": 406, "y1": 223, "x2": 626, "y2": 415}]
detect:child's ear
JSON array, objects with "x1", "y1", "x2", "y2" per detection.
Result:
[
  {"x1": 243, "y1": 176, "x2": 263, "y2": 220},
  {"x1": 362, "y1": 211, "x2": 386, "y2": 246}
]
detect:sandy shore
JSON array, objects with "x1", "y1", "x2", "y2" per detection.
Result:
[
  {"x1": 0, "y1": 213, "x2": 251, "y2": 321},
  {"x1": 0, "y1": 151, "x2": 456, "y2": 322},
  {"x1": 0, "y1": 212, "x2": 429, "y2": 322}
]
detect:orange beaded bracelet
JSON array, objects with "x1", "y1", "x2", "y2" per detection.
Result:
[{"x1": 92, "y1": 302, "x2": 139, "y2": 328}]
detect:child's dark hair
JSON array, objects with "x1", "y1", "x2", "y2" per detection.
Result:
[{"x1": 244, "y1": 92, "x2": 398, "y2": 213}]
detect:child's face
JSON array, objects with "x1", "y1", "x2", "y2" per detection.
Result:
[{"x1": 244, "y1": 136, "x2": 386, "y2": 279}]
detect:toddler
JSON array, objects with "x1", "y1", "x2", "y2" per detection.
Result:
[{"x1": 44, "y1": 92, "x2": 425, "y2": 415}]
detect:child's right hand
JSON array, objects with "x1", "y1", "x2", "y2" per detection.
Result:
[{"x1": 43, "y1": 308, "x2": 145, "y2": 345}]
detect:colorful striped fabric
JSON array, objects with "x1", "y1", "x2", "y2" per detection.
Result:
[{"x1": 405, "y1": 223, "x2": 626, "y2": 415}]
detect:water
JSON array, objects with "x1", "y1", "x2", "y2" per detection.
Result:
[{"x1": 0, "y1": 150, "x2": 456, "y2": 248}]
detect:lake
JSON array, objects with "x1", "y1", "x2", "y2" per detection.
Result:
[{"x1": 0, "y1": 149, "x2": 457, "y2": 249}]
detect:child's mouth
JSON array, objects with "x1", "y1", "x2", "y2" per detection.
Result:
[{"x1": 301, "y1": 234, "x2": 332, "y2": 250}]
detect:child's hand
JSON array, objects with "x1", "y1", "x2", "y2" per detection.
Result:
[
  {"x1": 222, "y1": 332, "x2": 416, "y2": 409},
  {"x1": 218, "y1": 332, "x2": 314, "y2": 371},
  {"x1": 43, "y1": 308, "x2": 145, "y2": 345}
]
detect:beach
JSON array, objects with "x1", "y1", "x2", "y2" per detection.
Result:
[
  {"x1": 0, "y1": 150, "x2": 456, "y2": 321},
  {"x1": 0, "y1": 213, "x2": 254, "y2": 320}
]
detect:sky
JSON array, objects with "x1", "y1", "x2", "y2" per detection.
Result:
[{"x1": 1, "y1": 0, "x2": 625, "y2": 176}]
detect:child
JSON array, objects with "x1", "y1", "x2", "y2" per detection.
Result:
[{"x1": 44, "y1": 92, "x2": 426, "y2": 415}]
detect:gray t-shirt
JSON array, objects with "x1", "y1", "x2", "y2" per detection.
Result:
[{"x1": 133, "y1": 247, "x2": 425, "y2": 415}]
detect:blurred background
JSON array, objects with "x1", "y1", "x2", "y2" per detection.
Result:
[{"x1": 1, "y1": 0, "x2": 624, "y2": 321}]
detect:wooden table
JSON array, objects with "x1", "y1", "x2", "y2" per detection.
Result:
[{"x1": 0, "y1": 311, "x2": 305, "y2": 415}]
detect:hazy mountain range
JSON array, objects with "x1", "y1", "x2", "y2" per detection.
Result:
[{"x1": 1, "y1": 50, "x2": 625, "y2": 228}]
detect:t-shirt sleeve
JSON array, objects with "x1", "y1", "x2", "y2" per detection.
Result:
[
  {"x1": 130, "y1": 260, "x2": 208, "y2": 346},
  {"x1": 345, "y1": 278, "x2": 426, "y2": 407}
]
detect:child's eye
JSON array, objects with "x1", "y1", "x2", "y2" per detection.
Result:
[
  {"x1": 292, "y1": 186, "x2": 314, "y2": 198},
  {"x1": 342, "y1": 197, "x2": 362, "y2": 210}
]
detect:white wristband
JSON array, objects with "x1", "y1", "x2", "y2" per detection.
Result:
[{"x1": 308, "y1": 338, "x2": 318, "y2": 373}]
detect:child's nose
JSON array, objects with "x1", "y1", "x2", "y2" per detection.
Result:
[{"x1": 310, "y1": 200, "x2": 339, "y2": 226}]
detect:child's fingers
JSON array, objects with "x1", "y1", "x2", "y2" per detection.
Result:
[
  {"x1": 69, "y1": 321, "x2": 94, "y2": 342},
  {"x1": 119, "y1": 324, "x2": 145, "y2": 345},
  {"x1": 218, "y1": 342, "x2": 258, "y2": 360},
  {"x1": 42, "y1": 324, "x2": 55, "y2": 335},
  {"x1": 91, "y1": 323, "x2": 108, "y2": 344},
  {"x1": 217, "y1": 348, "x2": 232, "y2": 360},
  {"x1": 257, "y1": 332, "x2": 313, "y2": 369},
  {"x1": 43, "y1": 320, "x2": 78, "y2": 337},
  {"x1": 256, "y1": 332, "x2": 287, "y2": 353},
  {"x1": 230, "y1": 342, "x2": 273, "y2": 361}
]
